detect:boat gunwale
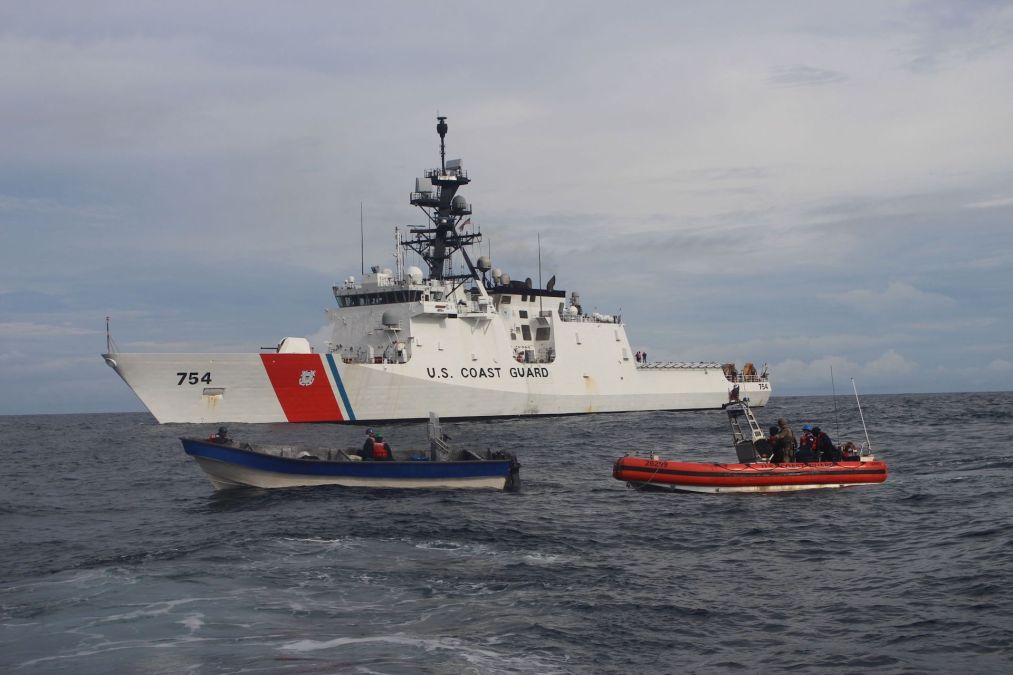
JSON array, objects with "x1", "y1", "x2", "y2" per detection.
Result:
[{"x1": 613, "y1": 457, "x2": 888, "y2": 485}]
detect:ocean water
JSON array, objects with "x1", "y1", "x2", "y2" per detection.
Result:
[{"x1": 2, "y1": 392, "x2": 1012, "y2": 674}]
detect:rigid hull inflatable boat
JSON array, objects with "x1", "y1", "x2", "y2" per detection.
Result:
[{"x1": 613, "y1": 398, "x2": 887, "y2": 493}]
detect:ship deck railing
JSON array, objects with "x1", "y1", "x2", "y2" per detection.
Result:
[
  {"x1": 634, "y1": 363, "x2": 768, "y2": 381},
  {"x1": 558, "y1": 314, "x2": 622, "y2": 324},
  {"x1": 636, "y1": 361, "x2": 723, "y2": 370}
]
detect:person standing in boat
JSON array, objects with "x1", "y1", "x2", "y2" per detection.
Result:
[
  {"x1": 773, "y1": 418, "x2": 797, "y2": 463},
  {"x1": 812, "y1": 426, "x2": 840, "y2": 462},
  {"x1": 796, "y1": 424, "x2": 816, "y2": 462},
  {"x1": 768, "y1": 426, "x2": 784, "y2": 463}
]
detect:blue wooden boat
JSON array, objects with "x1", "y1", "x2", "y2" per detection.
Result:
[{"x1": 180, "y1": 415, "x2": 520, "y2": 491}]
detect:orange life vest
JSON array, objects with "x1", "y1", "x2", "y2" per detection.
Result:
[{"x1": 372, "y1": 442, "x2": 391, "y2": 460}]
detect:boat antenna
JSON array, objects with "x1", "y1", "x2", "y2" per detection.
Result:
[
  {"x1": 437, "y1": 115, "x2": 448, "y2": 172},
  {"x1": 106, "y1": 315, "x2": 111, "y2": 353},
  {"x1": 538, "y1": 232, "x2": 543, "y2": 313},
  {"x1": 852, "y1": 378, "x2": 873, "y2": 452},
  {"x1": 360, "y1": 202, "x2": 364, "y2": 276},
  {"x1": 830, "y1": 364, "x2": 841, "y2": 439}
]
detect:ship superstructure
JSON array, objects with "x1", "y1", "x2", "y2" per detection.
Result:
[{"x1": 103, "y1": 118, "x2": 771, "y2": 423}]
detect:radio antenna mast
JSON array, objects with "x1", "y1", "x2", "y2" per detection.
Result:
[
  {"x1": 831, "y1": 364, "x2": 841, "y2": 439},
  {"x1": 852, "y1": 378, "x2": 873, "y2": 452}
]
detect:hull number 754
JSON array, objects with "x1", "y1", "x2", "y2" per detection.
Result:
[{"x1": 177, "y1": 372, "x2": 212, "y2": 385}]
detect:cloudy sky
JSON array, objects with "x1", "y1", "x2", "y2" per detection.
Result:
[{"x1": 2, "y1": 1, "x2": 1012, "y2": 414}]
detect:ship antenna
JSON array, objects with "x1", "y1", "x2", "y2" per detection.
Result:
[
  {"x1": 852, "y1": 378, "x2": 873, "y2": 453},
  {"x1": 106, "y1": 315, "x2": 111, "y2": 353},
  {"x1": 360, "y1": 201, "x2": 364, "y2": 276},
  {"x1": 830, "y1": 364, "x2": 840, "y2": 439},
  {"x1": 537, "y1": 232, "x2": 543, "y2": 314},
  {"x1": 437, "y1": 116, "x2": 448, "y2": 172}
]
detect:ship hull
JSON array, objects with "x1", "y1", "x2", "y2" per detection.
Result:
[{"x1": 104, "y1": 351, "x2": 770, "y2": 424}]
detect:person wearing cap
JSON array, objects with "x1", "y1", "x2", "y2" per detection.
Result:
[
  {"x1": 796, "y1": 424, "x2": 816, "y2": 462},
  {"x1": 370, "y1": 433, "x2": 393, "y2": 461},
  {"x1": 767, "y1": 425, "x2": 784, "y2": 463},
  {"x1": 361, "y1": 428, "x2": 377, "y2": 460},
  {"x1": 772, "y1": 417, "x2": 797, "y2": 463}
]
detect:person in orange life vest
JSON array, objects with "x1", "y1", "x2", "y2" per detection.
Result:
[
  {"x1": 841, "y1": 441, "x2": 861, "y2": 461},
  {"x1": 812, "y1": 426, "x2": 840, "y2": 461},
  {"x1": 361, "y1": 428, "x2": 376, "y2": 460},
  {"x1": 370, "y1": 433, "x2": 393, "y2": 461},
  {"x1": 209, "y1": 426, "x2": 230, "y2": 443},
  {"x1": 796, "y1": 424, "x2": 816, "y2": 462}
]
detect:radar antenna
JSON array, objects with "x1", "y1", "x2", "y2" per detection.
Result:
[
  {"x1": 437, "y1": 116, "x2": 448, "y2": 172},
  {"x1": 406, "y1": 116, "x2": 483, "y2": 281}
]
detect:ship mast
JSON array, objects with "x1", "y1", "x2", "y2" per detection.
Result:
[{"x1": 406, "y1": 117, "x2": 482, "y2": 281}]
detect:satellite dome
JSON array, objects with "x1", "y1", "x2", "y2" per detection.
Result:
[
  {"x1": 452, "y1": 195, "x2": 468, "y2": 210},
  {"x1": 381, "y1": 311, "x2": 400, "y2": 327},
  {"x1": 406, "y1": 266, "x2": 424, "y2": 284},
  {"x1": 491, "y1": 268, "x2": 502, "y2": 282},
  {"x1": 500, "y1": 273, "x2": 511, "y2": 285},
  {"x1": 477, "y1": 256, "x2": 492, "y2": 272}
]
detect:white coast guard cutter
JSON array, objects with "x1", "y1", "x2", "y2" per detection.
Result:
[{"x1": 103, "y1": 117, "x2": 771, "y2": 423}]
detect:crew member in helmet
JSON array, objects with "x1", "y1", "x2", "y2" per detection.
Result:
[
  {"x1": 371, "y1": 433, "x2": 393, "y2": 461},
  {"x1": 796, "y1": 424, "x2": 816, "y2": 462}
]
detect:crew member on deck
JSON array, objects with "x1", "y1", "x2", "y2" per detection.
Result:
[
  {"x1": 812, "y1": 426, "x2": 840, "y2": 461},
  {"x1": 768, "y1": 426, "x2": 784, "y2": 463},
  {"x1": 842, "y1": 441, "x2": 861, "y2": 461},
  {"x1": 796, "y1": 424, "x2": 816, "y2": 462},
  {"x1": 371, "y1": 433, "x2": 393, "y2": 461},
  {"x1": 773, "y1": 418, "x2": 797, "y2": 463},
  {"x1": 361, "y1": 428, "x2": 376, "y2": 460}
]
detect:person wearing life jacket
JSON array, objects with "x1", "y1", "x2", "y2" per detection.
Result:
[
  {"x1": 812, "y1": 426, "x2": 840, "y2": 462},
  {"x1": 209, "y1": 426, "x2": 230, "y2": 444},
  {"x1": 370, "y1": 433, "x2": 393, "y2": 461},
  {"x1": 796, "y1": 424, "x2": 816, "y2": 462},
  {"x1": 361, "y1": 428, "x2": 377, "y2": 460}
]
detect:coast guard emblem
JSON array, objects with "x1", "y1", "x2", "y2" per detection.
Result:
[{"x1": 298, "y1": 370, "x2": 316, "y2": 387}]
